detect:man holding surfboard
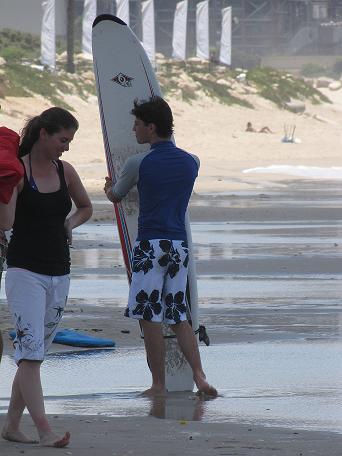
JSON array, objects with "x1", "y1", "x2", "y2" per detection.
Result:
[{"x1": 104, "y1": 96, "x2": 217, "y2": 397}]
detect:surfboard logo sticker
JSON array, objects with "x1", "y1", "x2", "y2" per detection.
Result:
[{"x1": 111, "y1": 72, "x2": 134, "y2": 87}]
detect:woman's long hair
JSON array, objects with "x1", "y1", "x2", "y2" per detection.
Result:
[{"x1": 19, "y1": 107, "x2": 79, "y2": 157}]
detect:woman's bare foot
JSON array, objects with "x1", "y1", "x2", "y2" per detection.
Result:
[
  {"x1": 39, "y1": 431, "x2": 70, "y2": 448},
  {"x1": 1, "y1": 427, "x2": 38, "y2": 444}
]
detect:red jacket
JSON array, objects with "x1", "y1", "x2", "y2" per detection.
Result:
[{"x1": 0, "y1": 126, "x2": 24, "y2": 203}]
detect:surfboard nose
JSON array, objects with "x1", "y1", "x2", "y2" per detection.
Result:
[{"x1": 93, "y1": 14, "x2": 127, "y2": 28}]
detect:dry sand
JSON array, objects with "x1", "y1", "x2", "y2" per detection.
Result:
[
  {"x1": 1, "y1": 87, "x2": 342, "y2": 196},
  {"x1": 1, "y1": 89, "x2": 342, "y2": 454}
]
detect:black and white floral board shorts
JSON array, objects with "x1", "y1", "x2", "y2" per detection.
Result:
[
  {"x1": 125, "y1": 239, "x2": 189, "y2": 324},
  {"x1": 6, "y1": 268, "x2": 70, "y2": 364}
]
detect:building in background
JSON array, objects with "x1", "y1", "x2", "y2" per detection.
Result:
[
  {"x1": 1, "y1": 0, "x2": 342, "y2": 61},
  {"x1": 229, "y1": 0, "x2": 342, "y2": 56}
]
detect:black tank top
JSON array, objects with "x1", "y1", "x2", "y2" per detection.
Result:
[{"x1": 7, "y1": 159, "x2": 72, "y2": 275}]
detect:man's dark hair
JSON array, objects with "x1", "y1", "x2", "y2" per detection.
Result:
[{"x1": 131, "y1": 96, "x2": 174, "y2": 138}]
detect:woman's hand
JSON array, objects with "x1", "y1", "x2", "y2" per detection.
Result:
[{"x1": 64, "y1": 218, "x2": 73, "y2": 245}]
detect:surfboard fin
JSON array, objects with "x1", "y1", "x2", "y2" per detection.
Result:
[{"x1": 197, "y1": 325, "x2": 210, "y2": 346}]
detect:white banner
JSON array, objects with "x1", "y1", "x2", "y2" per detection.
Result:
[
  {"x1": 196, "y1": 0, "x2": 209, "y2": 60},
  {"x1": 142, "y1": 0, "x2": 155, "y2": 65},
  {"x1": 41, "y1": 0, "x2": 55, "y2": 69},
  {"x1": 172, "y1": 0, "x2": 188, "y2": 60},
  {"x1": 219, "y1": 6, "x2": 232, "y2": 66},
  {"x1": 116, "y1": 0, "x2": 129, "y2": 25},
  {"x1": 82, "y1": 0, "x2": 97, "y2": 57}
]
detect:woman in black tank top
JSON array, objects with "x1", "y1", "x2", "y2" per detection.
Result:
[{"x1": 0, "y1": 107, "x2": 92, "y2": 448}]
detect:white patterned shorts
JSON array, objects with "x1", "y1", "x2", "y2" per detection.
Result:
[
  {"x1": 125, "y1": 239, "x2": 189, "y2": 324},
  {"x1": 5, "y1": 268, "x2": 70, "y2": 364}
]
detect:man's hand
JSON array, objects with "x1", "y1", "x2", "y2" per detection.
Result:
[
  {"x1": 104, "y1": 176, "x2": 118, "y2": 202},
  {"x1": 104, "y1": 176, "x2": 112, "y2": 192}
]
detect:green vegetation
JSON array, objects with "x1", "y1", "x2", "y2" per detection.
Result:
[
  {"x1": 0, "y1": 28, "x2": 81, "y2": 62},
  {"x1": 301, "y1": 63, "x2": 328, "y2": 78},
  {"x1": 333, "y1": 60, "x2": 342, "y2": 78},
  {"x1": 0, "y1": 62, "x2": 95, "y2": 110},
  {"x1": 191, "y1": 74, "x2": 252, "y2": 108},
  {"x1": 247, "y1": 67, "x2": 330, "y2": 107},
  {"x1": 158, "y1": 62, "x2": 329, "y2": 109},
  {"x1": 158, "y1": 60, "x2": 253, "y2": 108},
  {"x1": 0, "y1": 30, "x2": 331, "y2": 111},
  {"x1": 0, "y1": 29, "x2": 40, "y2": 61},
  {"x1": 231, "y1": 50, "x2": 261, "y2": 70},
  {"x1": 301, "y1": 59, "x2": 342, "y2": 79},
  {"x1": 0, "y1": 29, "x2": 94, "y2": 110}
]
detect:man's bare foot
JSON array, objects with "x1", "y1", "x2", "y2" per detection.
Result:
[
  {"x1": 195, "y1": 376, "x2": 218, "y2": 397},
  {"x1": 40, "y1": 431, "x2": 70, "y2": 448},
  {"x1": 1, "y1": 427, "x2": 38, "y2": 444},
  {"x1": 141, "y1": 386, "x2": 166, "y2": 397}
]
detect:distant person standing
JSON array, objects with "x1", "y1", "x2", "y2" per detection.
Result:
[
  {"x1": 104, "y1": 97, "x2": 217, "y2": 397},
  {"x1": 1, "y1": 107, "x2": 92, "y2": 448}
]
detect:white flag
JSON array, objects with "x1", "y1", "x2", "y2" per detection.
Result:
[
  {"x1": 41, "y1": 0, "x2": 55, "y2": 69},
  {"x1": 219, "y1": 7, "x2": 232, "y2": 66},
  {"x1": 142, "y1": 0, "x2": 155, "y2": 65},
  {"x1": 82, "y1": 0, "x2": 97, "y2": 57},
  {"x1": 172, "y1": 1, "x2": 188, "y2": 60},
  {"x1": 116, "y1": 0, "x2": 129, "y2": 25},
  {"x1": 196, "y1": 0, "x2": 209, "y2": 60}
]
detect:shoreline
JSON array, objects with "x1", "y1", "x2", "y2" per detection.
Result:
[
  {"x1": 89, "y1": 177, "x2": 342, "y2": 224},
  {"x1": 1, "y1": 413, "x2": 342, "y2": 455}
]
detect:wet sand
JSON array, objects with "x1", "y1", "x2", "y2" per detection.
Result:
[
  {"x1": 0, "y1": 413, "x2": 342, "y2": 456},
  {"x1": 1, "y1": 180, "x2": 342, "y2": 454},
  {"x1": 1, "y1": 180, "x2": 342, "y2": 352}
]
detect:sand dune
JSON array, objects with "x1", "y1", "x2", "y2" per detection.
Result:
[{"x1": 1, "y1": 87, "x2": 342, "y2": 195}]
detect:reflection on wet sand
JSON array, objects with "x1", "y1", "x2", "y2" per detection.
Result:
[
  {"x1": 147, "y1": 392, "x2": 207, "y2": 421},
  {"x1": 1, "y1": 341, "x2": 341, "y2": 433}
]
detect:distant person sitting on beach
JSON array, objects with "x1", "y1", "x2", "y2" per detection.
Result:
[
  {"x1": 246, "y1": 122, "x2": 273, "y2": 134},
  {"x1": 1, "y1": 108, "x2": 92, "y2": 448},
  {"x1": 104, "y1": 96, "x2": 217, "y2": 398}
]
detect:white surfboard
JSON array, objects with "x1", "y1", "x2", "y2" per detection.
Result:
[{"x1": 92, "y1": 14, "x2": 199, "y2": 391}]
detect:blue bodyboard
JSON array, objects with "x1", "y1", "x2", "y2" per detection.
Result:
[{"x1": 9, "y1": 329, "x2": 115, "y2": 348}]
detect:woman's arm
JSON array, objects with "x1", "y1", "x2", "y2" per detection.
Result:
[
  {"x1": 63, "y1": 161, "x2": 93, "y2": 245},
  {"x1": 0, "y1": 187, "x2": 18, "y2": 231}
]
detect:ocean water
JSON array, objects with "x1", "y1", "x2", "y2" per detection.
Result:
[
  {"x1": 0, "y1": 342, "x2": 341, "y2": 433},
  {"x1": 243, "y1": 165, "x2": 342, "y2": 179},
  {"x1": 1, "y1": 218, "x2": 341, "y2": 433}
]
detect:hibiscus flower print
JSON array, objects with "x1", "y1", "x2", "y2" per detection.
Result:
[
  {"x1": 132, "y1": 240, "x2": 155, "y2": 274},
  {"x1": 165, "y1": 291, "x2": 187, "y2": 323},
  {"x1": 158, "y1": 240, "x2": 181, "y2": 278},
  {"x1": 132, "y1": 289, "x2": 162, "y2": 321}
]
